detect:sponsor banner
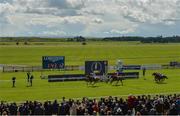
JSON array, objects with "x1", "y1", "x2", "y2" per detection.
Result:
[
  {"x1": 169, "y1": 61, "x2": 180, "y2": 66},
  {"x1": 122, "y1": 65, "x2": 141, "y2": 70},
  {"x1": 42, "y1": 56, "x2": 65, "y2": 69},
  {"x1": 85, "y1": 61, "x2": 108, "y2": 75},
  {"x1": 48, "y1": 72, "x2": 139, "y2": 82},
  {"x1": 48, "y1": 74, "x2": 84, "y2": 82}
]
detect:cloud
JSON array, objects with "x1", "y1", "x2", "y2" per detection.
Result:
[
  {"x1": 104, "y1": 28, "x2": 135, "y2": 35},
  {"x1": 118, "y1": 0, "x2": 180, "y2": 25},
  {"x1": 38, "y1": 30, "x2": 67, "y2": 36},
  {"x1": 0, "y1": 2, "x2": 15, "y2": 14},
  {"x1": 48, "y1": 0, "x2": 85, "y2": 9},
  {"x1": 11, "y1": 0, "x2": 84, "y2": 16},
  {"x1": 92, "y1": 18, "x2": 103, "y2": 24},
  {"x1": 0, "y1": 0, "x2": 180, "y2": 37}
]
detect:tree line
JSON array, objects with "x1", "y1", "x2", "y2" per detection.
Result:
[
  {"x1": 1, "y1": 35, "x2": 180, "y2": 43},
  {"x1": 103, "y1": 36, "x2": 180, "y2": 43}
]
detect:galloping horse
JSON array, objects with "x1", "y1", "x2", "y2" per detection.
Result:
[
  {"x1": 152, "y1": 72, "x2": 168, "y2": 83},
  {"x1": 85, "y1": 74, "x2": 100, "y2": 86},
  {"x1": 106, "y1": 73, "x2": 124, "y2": 86}
]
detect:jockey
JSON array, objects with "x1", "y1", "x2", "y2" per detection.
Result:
[
  {"x1": 116, "y1": 70, "x2": 123, "y2": 76},
  {"x1": 91, "y1": 72, "x2": 98, "y2": 79},
  {"x1": 158, "y1": 73, "x2": 163, "y2": 77},
  {"x1": 156, "y1": 72, "x2": 164, "y2": 79},
  {"x1": 90, "y1": 72, "x2": 95, "y2": 77},
  {"x1": 116, "y1": 70, "x2": 119, "y2": 76}
]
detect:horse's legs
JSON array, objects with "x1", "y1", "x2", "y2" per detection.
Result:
[
  {"x1": 106, "y1": 79, "x2": 109, "y2": 83},
  {"x1": 116, "y1": 80, "x2": 119, "y2": 86},
  {"x1": 89, "y1": 80, "x2": 91, "y2": 85},
  {"x1": 106, "y1": 78, "x2": 109, "y2": 83},
  {"x1": 110, "y1": 78, "x2": 113, "y2": 84},
  {"x1": 92, "y1": 82, "x2": 95, "y2": 86},
  {"x1": 161, "y1": 78, "x2": 165, "y2": 82},
  {"x1": 86, "y1": 79, "x2": 90, "y2": 86},
  {"x1": 91, "y1": 81, "x2": 94, "y2": 85},
  {"x1": 155, "y1": 76, "x2": 158, "y2": 83},
  {"x1": 88, "y1": 81, "x2": 91, "y2": 86},
  {"x1": 93, "y1": 80, "x2": 96, "y2": 85},
  {"x1": 121, "y1": 79, "x2": 123, "y2": 86},
  {"x1": 92, "y1": 79, "x2": 96, "y2": 86}
]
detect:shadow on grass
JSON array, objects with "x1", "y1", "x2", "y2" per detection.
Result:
[
  {"x1": 87, "y1": 85, "x2": 99, "y2": 88},
  {"x1": 112, "y1": 84, "x2": 123, "y2": 87},
  {"x1": 26, "y1": 85, "x2": 33, "y2": 87},
  {"x1": 156, "y1": 82, "x2": 167, "y2": 84}
]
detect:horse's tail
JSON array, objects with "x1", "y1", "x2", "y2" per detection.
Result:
[{"x1": 106, "y1": 76, "x2": 110, "y2": 83}]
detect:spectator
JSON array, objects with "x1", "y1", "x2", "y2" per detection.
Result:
[
  {"x1": 77, "y1": 106, "x2": 85, "y2": 115},
  {"x1": 70, "y1": 102, "x2": 77, "y2": 115},
  {"x1": 30, "y1": 75, "x2": 34, "y2": 87},
  {"x1": 9, "y1": 103, "x2": 17, "y2": 115},
  {"x1": 169, "y1": 103, "x2": 178, "y2": 115},
  {"x1": 12, "y1": 77, "x2": 16, "y2": 87},
  {"x1": 52, "y1": 100, "x2": 59, "y2": 115},
  {"x1": 26, "y1": 72, "x2": 30, "y2": 84},
  {"x1": 142, "y1": 67, "x2": 146, "y2": 79},
  {"x1": 34, "y1": 103, "x2": 44, "y2": 115},
  {"x1": 0, "y1": 94, "x2": 179, "y2": 115}
]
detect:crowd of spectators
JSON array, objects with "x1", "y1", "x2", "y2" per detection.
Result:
[{"x1": 0, "y1": 94, "x2": 180, "y2": 115}]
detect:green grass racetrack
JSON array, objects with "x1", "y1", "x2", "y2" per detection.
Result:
[{"x1": 0, "y1": 42, "x2": 180, "y2": 102}]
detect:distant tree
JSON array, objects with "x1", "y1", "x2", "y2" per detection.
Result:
[
  {"x1": 24, "y1": 41, "x2": 28, "y2": 45},
  {"x1": 74, "y1": 36, "x2": 86, "y2": 42},
  {"x1": 82, "y1": 42, "x2": 87, "y2": 45},
  {"x1": 67, "y1": 38, "x2": 74, "y2": 42},
  {"x1": 16, "y1": 41, "x2": 19, "y2": 45}
]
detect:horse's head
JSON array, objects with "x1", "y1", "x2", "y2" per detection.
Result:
[
  {"x1": 152, "y1": 72, "x2": 156, "y2": 76},
  {"x1": 107, "y1": 75, "x2": 111, "y2": 79},
  {"x1": 164, "y1": 75, "x2": 168, "y2": 79}
]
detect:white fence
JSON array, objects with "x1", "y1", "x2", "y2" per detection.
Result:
[
  {"x1": 2, "y1": 66, "x2": 42, "y2": 72},
  {"x1": 141, "y1": 64, "x2": 162, "y2": 70},
  {"x1": 1, "y1": 64, "x2": 180, "y2": 72}
]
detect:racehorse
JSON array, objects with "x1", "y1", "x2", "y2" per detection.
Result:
[
  {"x1": 106, "y1": 73, "x2": 124, "y2": 86},
  {"x1": 85, "y1": 74, "x2": 100, "y2": 86},
  {"x1": 152, "y1": 72, "x2": 168, "y2": 83}
]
